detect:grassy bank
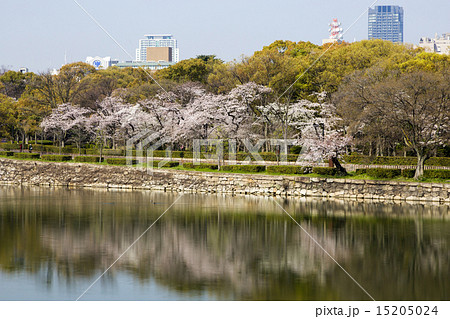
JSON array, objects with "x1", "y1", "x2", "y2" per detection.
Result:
[{"x1": 1, "y1": 154, "x2": 449, "y2": 184}]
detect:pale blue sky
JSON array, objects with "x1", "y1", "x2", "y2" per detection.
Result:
[{"x1": 1, "y1": 0, "x2": 449, "y2": 72}]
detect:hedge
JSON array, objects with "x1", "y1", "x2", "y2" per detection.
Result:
[
  {"x1": 401, "y1": 169, "x2": 416, "y2": 178},
  {"x1": 266, "y1": 166, "x2": 312, "y2": 175},
  {"x1": 366, "y1": 168, "x2": 401, "y2": 179},
  {"x1": 343, "y1": 155, "x2": 450, "y2": 167},
  {"x1": 41, "y1": 155, "x2": 73, "y2": 162},
  {"x1": 221, "y1": 165, "x2": 266, "y2": 173},
  {"x1": 13, "y1": 153, "x2": 40, "y2": 159},
  {"x1": 423, "y1": 170, "x2": 450, "y2": 179},
  {"x1": 0, "y1": 143, "x2": 21, "y2": 150},
  {"x1": 106, "y1": 158, "x2": 138, "y2": 165},
  {"x1": 74, "y1": 156, "x2": 104, "y2": 163},
  {"x1": 183, "y1": 163, "x2": 219, "y2": 170},
  {"x1": 355, "y1": 169, "x2": 367, "y2": 175},
  {"x1": 0, "y1": 151, "x2": 14, "y2": 157},
  {"x1": 228, "y1": 152, "x2": 299, "y2": 162},
  {"x1": 312, "y1": 167, "x2": 337, "y2": 176},
  {"x1": 31, "y1": 140, "x2": 53, "y2": 145},
  {"x1": 150, "y1": 161, "x2": 180, "y2": 168}
]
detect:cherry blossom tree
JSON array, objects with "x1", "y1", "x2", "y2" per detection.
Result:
[
  {"x1": 299, "y1": 96, "x2": 352, "y2": 175},
  {"x1": 40, "y1": 103, "x2": 92, "y2": 154}
]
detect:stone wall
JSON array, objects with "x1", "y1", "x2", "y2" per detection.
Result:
[{"x1": 0, "y1": 158, "x2": 449, "y2": 203}]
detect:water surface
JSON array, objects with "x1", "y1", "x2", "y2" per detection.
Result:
[{"x1": 0, "y1": 186, "x2": 448, "y2": 300}]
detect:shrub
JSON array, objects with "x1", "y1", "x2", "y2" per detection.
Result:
[
  {"x1": 355, "y1": 169, "x2": 367, "y2": 175},
  {"x1": 106, "y1": 158, "x2": 138, "y2": 165},
  {"x1": 41, "y1": 155, "x2": 72, "y2": 162},
  {"x1": 226, "y1": 152, "x2": 299, "y2": 162},
  {"x1": 312, "y1": 167, "x2": 337, "y2": 176},
  {"x1": 86, "y1": 149, "x2": 99, "y2": 155},
  {"x1": 103, "y1": 149, "x2": 124, "y2": 156},
  {"x1": 183, "y1": 163, "x2": 219, "y2": 170},
  {"x1": 74, "y1": 156, "x2": 104, "y2": 163},
  {"x1": 13, "y1": 153, "x2": 40, "y2": 159},
  {"x1": 342, "y1": 155, "x2": 374, "y2": 165},
  {"x1": 426, "y1": 158, "x2": 450, "y2": 167},
  {"x1": 0, "y1": 143, "x2": 20, "y2": 150},
  {"x1": 290, "y1": 146, "x2": 302, "y2": 154},
  {"x1": 151, "y1": 161, "x2": 180, "y2": 168},
  {"x1": 372, "y1": 157, "x2": 417, "y2": 166},
  {"x1": 221, "y1": 165, "x2": 266, "y2": 173},
  {"x1": 31, "y1": 140, "x2": 53, "y2": 145},
  {"x1": 423, "y1": 170, "x2": 450, "y2": 179},
  {"x1": 266, "y1": 166, "x2": 312, "y2": 175},
  {"x1": 401, "y1": 169, "x2": 416, "y2": 178},
  {"x1": 342, "y1": 155, "x2": 450, "y2": 167},
  {"x1": 366, "y1": 168, "x2": 401, "y2": 179},
  {"x1": 0, "y1": 151, "x2": 14, "y2": 157}
]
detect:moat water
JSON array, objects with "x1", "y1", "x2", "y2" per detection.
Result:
[{"x1": 0, "y1": 186, "x2": 448, "y2": 300}]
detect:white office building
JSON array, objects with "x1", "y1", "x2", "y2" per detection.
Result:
[
  {"x1": 135, "y1": 34, "x2": 179, "y2": 63},
  {"x1": 85, "y1": 56, "x2": 119, "y2": 70},
  {"x1": 419, "y1": 33, "x2": 450, "y2": 54}
]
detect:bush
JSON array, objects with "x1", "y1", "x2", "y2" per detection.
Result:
[
  {"x1": 0, "y1": 143, "x2": 20, "y2": 150},
  {"x1": 41, "y1": 155, "x2": 72, "y2": 162},
  {"x1": 103, "y1": 149, "x2": 124, "y2": 156},
  {"x1": 13, "y1": 153, "x2": 40, "y2": 159},
  {"x1": 366, "y1": 168, "x2": 401, "y2": 179},
  {"x1": 31, "y1": 140, "x2": 53, "y2": 145},
  {"x1": 423, "y1": 170, "x2": 450, "y2": 179},
  {"x1": 151, "y1": 161, "x2": 180, "y2": 168},
  {"x1": 342, "y1": 155, "x2": 450, "y2": 167},
  {"x1": 312, "y1": 167, "x2": 338, "y2": 176},
  {"x1": 401, "y1": 169, "x2": 416, "y2": 178},
  {"x1": 226, "y1": 152, "x2": 299, "y2": 162},
  {"x1": 290, "y1": 146, "x2": 302, "y2": 154},
  {"x1": 355, "y1": 169, "x2": 367, "y2": 175},
  {"x1": 0, "y1": 151, "x2": 14, "y2": 157},
  {"x1": 74, "y1": 156, "x2": 104, "y2": 163},
  {"x1": 426, "y1": 158, "x2": 450, "y2": 167},
  {"x1": 266, "y1": 166, "x2": 312, "y2": 175},
  {"x1": 85, "y1": 149, "x2": 99, "y2": 155},
  {"x1": 221, "y1": 165, "x2": 266, "y2": 173},
  {"x1": 183, "y1": 163, "x2": 219, "y2": 170},
  {"x1": 372, "y1": 157, "x2": 417, "y2": 166},
  {"x1": 106, "y1": 158, "x2": 138, "y2": 165},
  {"x1": 342, "y1": 155, "x2": 374, "y2": 165}
]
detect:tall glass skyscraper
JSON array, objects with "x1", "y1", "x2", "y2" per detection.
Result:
[{"x1": 368, "y1": 5, "x2": 404, "y2": 43}]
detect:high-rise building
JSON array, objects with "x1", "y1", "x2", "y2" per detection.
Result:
[
  {"x1": 368, "y1": 5, "x2": 404, "y2": 43},
  {"x1": 135, "y1": 34, "x2": 179, "y2": 63},
  {"x1": 419, "y1": 33, "x2": 450, "y2": 54}
]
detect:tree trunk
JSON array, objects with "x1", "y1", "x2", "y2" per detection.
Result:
[
  {"x1": 331, "y1": 157, "x2": 348, "y2": 176},
  {"x1": 414, "y1": 153, "x2": 428, "y2": 180},
  {"x1": 328, "y1": 157, "x2": 334, "y2": 168}
]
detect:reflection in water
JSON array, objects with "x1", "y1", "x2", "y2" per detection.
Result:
[{"x1": 0, "y1": 186, "x2": 448, "y2": 300}]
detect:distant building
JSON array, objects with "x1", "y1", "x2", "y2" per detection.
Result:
[
  {"x1": 18, "y1": 68, "x2": 29, "y2": 74},
  {"x1": 115, "y1": 61, "x2": 175, "y2": 71},
  {"x1": 85, "y1": 56, "x2": 119, "y2": 70},
  {"x1": 135, "y1": 34, "x2": 179, "y2": 63},
  {"x1": 419, "y1": 33, "x2": 450, "y2": 54},
  {"x1": 368, "y1": 5, "x2": 404, "y2": 43}
]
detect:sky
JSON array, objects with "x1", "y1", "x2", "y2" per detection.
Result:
[{"x1": 1, "y1": 0, "x2": 449, "y2": 72}]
